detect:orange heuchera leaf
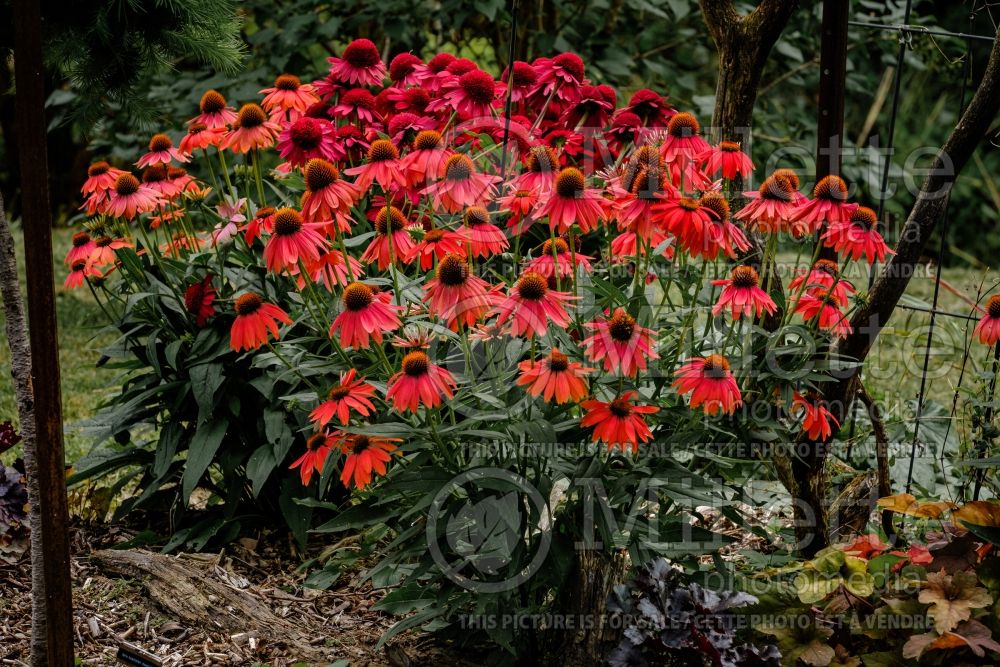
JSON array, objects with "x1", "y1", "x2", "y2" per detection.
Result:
[
  {"x1": 953, "y1": 500, "x2": 1000, "y2": 528},
  {"x1": 918, "y1": 570, "x2": 993, "y2": 634},
  {"x1": 876, "y1": 493, "x2": 954, "y2": 518}
]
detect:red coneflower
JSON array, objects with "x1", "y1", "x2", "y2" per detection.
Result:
[
  {"x1": 289, "y1": 432, "x2": 334, "y2": 486},
  {"x1": 672, "y1": 354, "x2": 742, "y2": 416},
  {"x1": 344, "y1": 139, "x2": 407, "y2": 193},
  {"x1": 517, "y1": 348, "x2": 593, "y2": 404},
  {"x1": 610, "y1": 227, "x2": 674, "y2": 263},
  {"x1": 224, "y1": 103, "x2": 281, "y2": 153},
  {"x1": 88, "y1": 235, "x2": 132, "y2": 267},
  {"x1": 560, "y1": 84, "x2": 614, "y2": 128},
  {"x1": 65, "y1": 231, "x2": 97, "y2": 266},
  {"x1": 792, "y1": 391, "x2": 840, "y2": 442},
  {"x1": 788, "y1": 259, "x2": 855, "y2": 307},
  {"x1": 141, "y1": 164, "x2": 181, "y2": 199},
  {"x1": 329, "y1": 282, "x2": 402, "y2": 349},
  {"x1": 711, "y1": 265, "x2": 777, "y2": 320},
  {"x1": 230, "y1": 292, "x2": 292, "y2": 352},
  {"x1": 698, "y1": 141, "x2": 755, "y2": 180},
  {"x1": 338, "y1": 433, "x2": 401, "y2": 490},
  {"x1": 502, "y1": 60, "x2": 538, "y2": 104},
  {"x1": 423, "y1": 253, "x2": 497, "y2": 331},
  {"x1": 400, "y1": 130, "x2": 452, "y2": 187},
  {"x1": 302, "y1": 250, "x2": 364, "y2": 291},
  {"x1": 106, "y1": 173, "x2": 161, "y2": 220},
  {"x1": 581, "y1": 308, "x2": 659, "y2": 377},
  {"x1": 734, "y1": 174, "x2": 800, "y2": 235},
  {"x1": 623, "y1": 89, "x2": 675, "y2": 126},
  {"x1": 822, "y1": 205, "x2": 893, "y2": 264},
  {"x1": 697, "y1": 190, "x2": 750, "y2": 260},
  {"x1": 492, "y1": 271, "x2": 575, "y2": 339},
  {"x1": 386, "y1": 111, "x2": 435, "y2": 147},
  {"x1": 389, "y1": 52, "x2": 423, "y2": 86},
  {"x1": 412, "y1": 227, "x2": 466, "y2": 271},
  {"x1": 652, "y1": 195, "x2": 717, "y2": 256},
  {"x1": 309, "y1": 369, "x2": 377, "y2": 427},
  {"x1": 330, "y1": 88, "x2": 382, "y2": 124},
  {"x1": 136, "y1": 133, "x2": 189, "y2": 168},
  {"x1": 427, "y1": 68, "x2": 500, "y2": 119},
  {"x1": 580, "y1": 391, "x2": 659, "y2": 453},
  {"x1": 192, "y1": 90, "x2": 237, "y2": 129},
  {"x1": 263, "y1": 208, "x2": 328, "y2": 273},
  {"x1": 64, "y1": 259, "x2": 101, "y2": 289},
  {"x1": 793, "y1": 175, "x2": 858, "y2": 234},
  {"x1": 534, "y1": 167, "x2": 606, "y2": 234},
  {"x1": 301, "y1": 158, "x2": 361, "y2": 232},
  {"x1": 461, "y1": 206, "x2": 509, "y2": 258},
  {"x1": 510, "y1": 145, "x2": 561, "y2": 194},
  {"x1": 184, "y1": 275, "x2": 217, "y2": 327},
  {"x1": 660, "y1": 112, "x2": 710, "y2": 163},
  {"x1": 423, "y1": 154, "x2": 501, "y2": 213},
  {"x1": 327, "y1": 38, "x2": 387, "y2": 86},
  {"x1": 179, "y1": 122, "x2": 227, "y2": 154},
  {"x1": 277, "y1": 117, "x2": 337, "y2": 168},
  {"x1": 260, "y1": 74, "x2": 318, "y2": 117},
  {"x1": 526, "y1": 237, "x2": 593, "y2": 280},
  {"x1": 794, "y1": 289, "x2": 853, "y2": 338},
  {"x1": 360, "y1": 206, "x2": 416, "y2": 270},
  {"x1": 500, "y1": 189, "x2": 540, "y2": 235},
  {"x1": 974, "y1": 295, "x2": 1000, "y2": 345},
  {"x1": 82, "y1": 161, "x2": 126, "y2": 195},
  {"x1": 606, "y1": 111, "x2": 643, "y2": 154},
  {"x1": 530, "y1": 52, "x2": 586, "y2": 105},
  {"x1": 386, "y1": 350, "x2": 457, "y2": 413},
  {"x1": 244, "y1": 207, "x2": 276, "y2": 245},
  {"x1": 613, "y1": 161, "x2": 675, "y2": 237}
]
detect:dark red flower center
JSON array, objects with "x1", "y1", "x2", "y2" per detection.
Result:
[
  {"x1": 608, "y1": 311, "x2": 636, "y2": 342},
  {"x1": 71, "y1": 259, "x2": 87, "y2": 272},
  {"x1": 702, "y1": 354, "x2": 731, "y2": 378},
  {"x1": 328, "y1": 385, "x2": 351, "y2": 400},
  {"x1": 553, "y1": 52, "x2": 585, "y2": 81},
  {"x1": 988, "y1": 295, "x2": 1000, "y2": 318},
  {"x1": 516, "y1": 272, "x2": 548, "y2": 301},
  {"x1": 402, "y1": 351, "x2": 430, "y2": 377},
  {"x1": 306, "y1": 433, "x2": 327, "y2": 451},
  {"x1": 511, "y1": 61, "x2": 537, "y2": 87},
  {"x1": 445, "y1": 154, "x2": 474, "y2": 181},
  {"x1": 668, "y1": 112, "x2": 700, "y2": 138},
  {"x1": 437, "y1": 253, "x2": 469, "y2": 286},
  {"x1": 390, "y1": 53, "x2": 421, "y2": 81},
  {"x1": 731, "y1": 265, "x2": 759, "y2": 288},
  {"x1": 548, "y1": 349, "x2": 569, "y2": 372},
  {"x1": 367, "y1": 139, "x2": 399, "y2": 162},
  {"x1": 375, "y1": 206, "x2": 407, "y2": 234},
  {"x1": 148, "y1": 134, "x2": 173, "y2": 152},
  {"x1": 700, "y1": 191, "x2": 730, "y2": 220},
  {"x1": 343, "y1": 282, "x2": 375, "y2": 311},
  {"x1": 341, "y1": 88, "x2": 375, "y2": 110},
  {"x1": 342, "y1": 39, "x2": 381, "y2": 68},
  {"x1": 275, "y1": 74, "x2": 301, "y2": 90},
  {"x1": 459, "y1": 70, "x2": 496, "y2": 105},
  {"x1": 351, "y1": 435, "x2": 371, "y2": 454},
  {"x1": 237, "y1": 104, "x2": 267, "y2": 129},
  {"x1": 290, "y1": 118, "x2": 323, "y2": 150},
  {"x1": 88, "y1": 161, "x2": 111, "y2": 177},
  {"x1": 428, "y1": 52, "x2": 456, "y2": 73},
  {"x1": 168, "y1": 167, "x2": 187, "y2": 180},
  {"x1": 526, "y1": 145, "x2": 559, "y2": 173},
  {"x1": 72, "y1": 231, "x2": 92, "y2": 247},
  {"x1": 850, "y1": 206, "x2": 878, "y2": 230},
  {"x1": 813, "y1": 175, "x2": 849, "y2": 202},
  {"x1": 402, "y1": 87, "x2": 431, "y2": 112},
  {"x1": 235, "y1": 292, "x2": 263, "y2": 316},
  {"x1": 272, "y1": 208, "x2": 303, "y2": 236},
  {"x1": 555, "y1": 167, "x2": 585, "y2": 198},
  {"x1": 608, "y1": 397, "x2": 632, "y2": 418},
  {"x1": 199, "y1": 90, "x2": 227, "y2": 114},
  {"x1": 95, "y1": 236, "x2": 113, "y2": 248},
  {"x1": 305, "y1": 158, "x2": 339, "y2": 190},
  {"x1": 114, "y1": 174, "x2": 141, "y2": 196},
  {"x1": 447, "y1": 58, "x2": 477, "y2": 76}
]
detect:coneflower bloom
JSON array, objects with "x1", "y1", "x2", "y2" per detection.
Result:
[
  {"x1": 974, "y1": 295, "x2": 1000, "y2": 345},
  {"x1": 423, "y1": 154, "x2": 501, "y2": 213},
  {"x1": 461, "y1": 206, "x2": 509, "y2": 258},
  {"x1": 277, "y1": 117, "x2": 337, "y2": 167},
  {"x1": 614, "y1": 164, "x2": 675, "y2": 236},
  {"x1": 263, "y1": 208, "x2": 328, "y2": 273},
  {"x1": 344, "y1": 139, "x2": 407, "y2": 193},
  {"x1": 423, "y1": 253, "x2": 497, "y2": 330},
  {"x1": 331, "y1": 124, "x2": 369, "y2": 163},
  {"x1": 698, "y1": 141, "x2": 754, "y2": 180},
  {"x1": 179, "y1": 122, "x2": 226, "y2": 154},
  {"x1": 386, "y1": 111, "x2": 435, "y2": 147},
  {"x1": 386, "y1": 351, "x2": 457, "y2": 413},
  {"x1": 534, "y1": 167, "x2": 606, "y2": 234},
  {"x1": 360, "y1": 206, "x2": 416, "y2": 270},
  {"x1": 698, "y1": 191, "x2": 750, "y2": 260},
  {"x1": 412, "y1": 52, "x2": 457, "y2": 92},
  {"x1": 793, "y1": 175, "x2": 858, "y2": 234},
  {"x1": 510, "y1": 145, "x2": 560, "y2": 193},
  {"x1": 192, "y1": 90, "x2": 237, "y2": 129},
  {"x1": 64, "y1": 259, "x2": 101, "y2": 289},
  {"x1": 788, "y1": 259, "x2": 855, "y2": 307},
  {"x1": 561, "y1": 84, "x2": 614, "y2": 127},
  {"x1": 623, "y1": 88, "x2": 675, "y2": 126},
  {"x1": 107, "y1": 173, "x2": 161, "y2": 220},
  {"x1": 581, "y1": 308, "x2": 658, "y2": 377},
  {"x1": 82, "y1": 161, "x2": 125, "y2": 196},
  {"x1": 289, "y1": 432, "x2": 334, "y2": 486},
  {"x1": 606, "y1": 111, "x2": 643, "y2": 154},
  {"x1": 330, "y1": 282, "x2": 402, "y2": 349},
  {"x1": 610, "y1": 226, "x2": 674, "y2": 262},
  {"x1": 330, "y1": 88, "x2": 382, "y2": 124},
  {"x1": 412, "y1": 227, "x2": 466, "y2": 270},
  {"x1": 339, "y1": 433, "x2": 401, "y2": 490},
  {"x1": 502, "y1": 60, "x2": 538, "y2": 104},
  {"x1": 672, "y1": 355, "x2": 742, "y2": 416},
  {"x1": 792, "y1": 391, "x2": 840, "y2": 442},
  {"x1": 653, "y1": 195, "x2": 717, "y2": 256},
  {"x1": 301, "y1": 158, "x2": 361, "y2": 232},
  {"x1": 526, "y1": 237, "x2": 593, "y2": 280},
  {"x1": 400, "y1": 130, "x2": 452, "y2": 188},
  {"x1": 822, "y1": 205, "x2": 893, "y2": 264},
  {"x1": 184, "y1": 275, "x2": 217, "y2": 327},
  {"x1": 711, "y1": 266, "x2": 777, "y2": 320},
  {"x1": 88, "y1": 235, "x2": 132, "y2": 267},
  {"x1": 244, "y1": 207, "x2": 275, "y2": 245},
  {"x1": 260, "y1": 74, "x2": 318, "y2": 117},
  {"x1": 136, "y1": 133, "x2": 189, "y2": 168},
  {"x1": 517, "y1": 348, "x2": 593, "y2": 404},
  {"x1": 492, "y1": 271, "x2": 575, "y2": 339},
  {"x1": 230, "y1": 292, "x2": 292, "y2": 352},
  {"x1": 660, "y1": 112, "x2": 710, "y2": 163},
  {"x1": 65, "y1": 231, "x2": 97, "y2": 266},
  {"x1": 794, "y1": 289, "x2": 853, "y2": 338},
  {"x1": 389, "y1": 52, "x2": 423, "y2": 86},
  {"x1": 303, "y1": 250, "x2": 364, "y2": 290},
  {"x1": 500, "y1": 189, "x2": 540, "y2": 234},
  {"x1": 427, "y1": 68, "x2": 499, "y2": 118},
  {"x1": 734, "y1": 175, "x2": 800, "y2": 235},
  {"x1": 327, "y1": 38, "x2": 387, "y2": 86},
  {"x1": 224, "y1": 104, "x2": 281, "y2": 153},
  {"x1": 530, "y1": 52, "x2": 586, "y2": 105},
  {"x1": 309, "y1": 369, "x2": 378, "y2": 427},
  {"x1": 141, "y1": 164, "x2": 181, "y2": 199},
  {"x1": 580, "y1": 391, "x2": 659, "y2": 453}
]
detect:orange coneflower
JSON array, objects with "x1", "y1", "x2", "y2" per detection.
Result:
[
  {"x1": 412, "y1": 227, "x2": 466, "y2": 271},
  {"x1": 338, "y1": 433, "x2": 401, "y2": 490},
  {"x1": 224, "y1": 103, "x2": 281, "y2": 154},
  {"x1": 581, "y1": 308, "x2": 658, "y2": 378},
  {"x1": 517, "y1": 348, "x2": 593, "y2": 404},
  {"x1": 423, "y1": 154, "x2": 501, "y2": 214},
  {"x1": 711, "y1": 266, "x2": 776, "y2": 320},
  {"x1": 423, "y1": 253, "x2": 497, "y2": 331},
  {"x1": 244, "y1": 207, "x2": 276, "y2": 245},
  {"x1": 106, "y1": 173, "x2": 161, "y2": 220},
  {"x1": 386, "y1": 350, "x2": 457, "y2": 413},
  {"x1": 788, "y1": 259, "x2": 855, "y2": 307},
  {"x1": 344, "y1": 139, "x2": 407, "y2": 193},
  {"x1": 65, "y1": 231, "x2": 96, "y2": 266},
  {"x1": 652, "y1": 195, "x2": 716, "y2": 256},
  {"x1": 533, "y1": 167, "x2": 605, "y2": 234},
  {"x1": 794, "y1": 290, "x2": 852, "y2": 338},
  {"x1": 263, "y1": 208, "x2": 328, "y2": 274},
  {"x1": 301, "y1": 158, "x2": 361, "y2": 232},
  {"x1": 822, "y1": 205, "x2": 893, "y2": 264},
  {"x1": 260, "y1": 74, "x2": 318, "y2": 118},
  {"x1": 64, "y1": 259, "x2": 101, "y2": 289},
  {"x1": 510, "y1": 145, "x2": 560, "y2": 194},
  {"x1": 492, "y1": 271, "x2": 575, "y2": 339},
  {"x1": 580, "y1": 391, "x2": 659, "y2": 453},
  {"x1": 82, "y1": 161, "x2": 125, "y2": 196},
  {"x1": 289, "y1": 432, "x2": 334, "y2": 486},
  {"x1": 793, "y1": 175, "x2": 857, "y2": 235},
  {"x1": 179, "y1": 122, "x2": 226, "y2": 154},
  {"x1": 696, "y1": 191, "x2": 750, "y2": 261},
  {"x1": 309, "y1": 369, "x2": 377, "y2": 427},
  {"x1": 327, "y1": 38, "x2": 387, "y2": 87},
  {"x1": 734, "y1": 174, "x2": 800, "y2": 235},
  {"x1": 792, "y1": 391, "x2": 839, "y2": 442},
  {"x1": 461, "y1": 206, "x2": 509, "y2": 258},
  {"x1": 974, "y1": 295, "x2": 1000, "y2": 345},
  {"x1": 229, "y1": 292, "x2": 292, "y2": 352},
  {"x1": 329, "y1": 282, "x2": 402, "y2": 349},
  {"x1": 360, "y1": 206, "x2": 416, "y2": 270},
  {"x1": 698, "y1": 141, "x2": 754, "y2": 180},
  {"x1": 302, "y1": 250, "x2": 364, "y2": 291},
  {"x1": 672, "y1": 354, "x2": 742, "y2": 416},
  {"x1": 136, "y1": 133, "x2": 189, "y2": 168},
  {"x1": 192, "y1": 90, "x2": 237, "y2": 129},
  {"x1": 88, "y1": 235, "x2": 132, "y2": 268},
  {"x1": 525, "y1": 237, "x2": 593, "y2": 280},
  {"x1": 500, "y1": 189, "x2": 540, "y2": 235},
  {"x1": 184, "y1": 275, "x2": 217, "y2": 327},
  {"x1": 660, "y1": 112, "x2": 710, "y2": 163}
]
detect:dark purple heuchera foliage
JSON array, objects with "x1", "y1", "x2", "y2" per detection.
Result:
[
  {"x1": 606, "y1": 558, "x2": 781, "y2": 667},
  {"x1": 0, "y1": 462, "x2": 28, "y2": 532},
  {"x1": 0, "y1": 420, "x2": 21, "y2": 454}
]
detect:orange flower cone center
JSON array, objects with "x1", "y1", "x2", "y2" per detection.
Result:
[
  {"x1": 114, "y1": 174, "x2": 141, "y2": 196},
  {"x1": 275, "y1": 74, "x2": 301, "y2": 90},
  {"x1": 235, "y1": 293, "x2": 264, "y2": 316},
  {"x1": 516, "y1": 272, "x2": 548, "y2": 301},
  {"x1": 272, "y1": 209, "x2": 303, "y2": 236},
  {"x1": 148, "y1": 134, "x2": 173, "y2": 152},
  {"x1": 200, "y1": 90, "x2": 227, "y2": 114},
  {"x1": 445, "y1": 154, "x2": 474, "y2": 181},
  {"x1": 731, "y1": 266, "x2": 759, "y2": 288},
  {"x1": 343, "y1": 283, "x2": 375, "y2": 311},
  {"x1": 548, "y1": 350, "x2": 569, "y2": 372},
  {"x1": 555, "y1": 167, "x2": 585, "y2": 198},
  {"x1": 463, "y1": 206, "x2": 489, "y2": 227},
  {"x1": 368, "y1": 139, "x2": 399, "y2": 163},
  {"x1": 402, "y1": 351, "x2": 430, "y2": 377},
  {"x1": 702, "y1": 354, "x2": 731, "y2": 379},
  {"x1": 436, "y1": 253, "x2": 469, "y2": 286},
  {"x1": 237, "y1": 104, "x2": 267, "y2": 129},
  {"x1": 668, "y1": 112, "x2": 700, "y2": 138},
  {"x1": 375, "y1": 207, "x2": 406, "y2": 234},
  {"x1": 813, "y1": 175, "x2": 849, "y2": 201},
  {"x1": 608, "y1": 312, "x2": 636, "y2": 342},
  {"x1": 413, "y1": 130, "x2": 443, "y2": 150},
  {"x1": 305, "y1": 158, "x2": 339, "y2": 190}
]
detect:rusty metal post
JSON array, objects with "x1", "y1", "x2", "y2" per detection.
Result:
[
  {"x1": 12, "y1": 0, "x2": 76, "y2": 663},
  {"x1": 815, "y1": 0, "x2": 850, "y2": 262}
]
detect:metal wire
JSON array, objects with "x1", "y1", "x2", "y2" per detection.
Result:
[
  {"x1": 497, "y1": 0, "x2": 520, "y2": 186},
  {"x1": 848, "y1": 20, "x2": 996, "y2": 42}
]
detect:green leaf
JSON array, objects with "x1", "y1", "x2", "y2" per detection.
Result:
[
  {"x1": 181, "y1": 419, "x2": 227, "y2": 502},
  {"x1": 189, "y1": 362, "x2": 224, "y2": 422}
]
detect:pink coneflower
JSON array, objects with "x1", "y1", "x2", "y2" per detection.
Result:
[
  {"x1": 822, "y1": 205, "x2": 893, "y2": 264},
  {"x1": 427, "y1": 68, "x2": 500, "y2": 119},
  {"x1": 502, "y1": 60, "x2": 538, "y2": 104},
  {"x1": 309, "y1": 369, "x2": 377, "y2": 427},
  {"x1": 614, "y1": 163, "x2": 675, "y2": 237},
  {"x1": 581, "y1": 308, "x2": 659, "y2": 378},
  {"x1": 560, "y1": 84, "x2": 614, "y2": 128},
  {"x1": 510, "y1": 145, "x2": 560, "y2": 193},
  {"x1": 344, "y1": 139, "x2": 407, "y2": 193},
  {"x1": 386, "y1": 86, "x2": 432, "y2": 116},
  {"x1": 82, "y1": 161, "x2": 126, "y2": 195},
  {"x1": 244, "y1": 207, "x2": 275, "y2": 245},
  {"x1": 360, "y1": 206, "x2": 416, "y2": 270},
  {"x1": 330, "y1": 282, "x2": 402, "y2": 349},
  {"x1": 263, "y1": 208, "x2": 328, "y2": 273},
  {"x1": 792, "y1": 391, "x2": 840, "y2": 442},
  {"x1": 461, "y1": 207, "x2": 509, "y2": 258},
  {"x1": 533, "y1": 167, "x2": 606, "y2": 234},
  {"x1": 107, "y1": 173, "x2": 161, "y2": 220},
  {"x1": 526, "y1": 237, "x2": 593, "y2": 280},
  {"x1": 288, "y1": 432, "x2": 333, "y2": 486},
  {"x1": 301, "y1": 158, "x2": 361, "y2": 232},
  {"x1": 623, "y1": 89, "x2": 675, "y2": 126},
  {"x1": 224, "y1": 104, "x2": 281, "y2": 154},
  {"x1": 695, "y1": 191, "x2": 750, "y2": 260},
  {"x1": 192, "y1": 90, "x2": 237, "y2": 129},
  {"x1": 672, "y1": 354, "x2": 742, "y2": 416},
  {"x1": 88, "y1": 235, "x2": 132, "y2": 267},
  {"x1": 423, "y1": 253, "x2": 497, "y2": 330},
  {"x1": 328, "y1": 38, "x2": 387, "y2": 86},
  {"x1": 412, "y1": 228, "x2": 466, "y2": 271},
  {"x1": 975, "y1": 295, "x2": 1000, "y2": 345},
  {"x1": 794, "y1": 289, "x2": 853, "y2": 337},
  {"x1": 610, "y1": 227, "x2": 674, "y2": 262},
  {"x1": 711, "y1": 266, "x2": 776, "y2": 320},
  {"x1": 65, "y1": 231, "x2": 96, "y2": 266},
  {"x1": 699, "y1": 141, "x2": 755, "y2": 180},
  {"x1": 260, "y1": 74, "x2": 318, "y2": 117},
  {"x1": 302, "y1": 250, "x2": 364, "y2": 291},
  {"x1": 412, "y1": 52, "x2": 456, "y2": 90},
  {"x1": 530, "y1": 52, "x2": 586, "y2": 105},
  {"x1": 580, "y1": 391, "x2": 658, "y2": 453},
  {"x1": 136, "y1": 133, "x2": 189, "y2": 168},
  {"x1": 386, "y1": 112, "x2": 435, "y2": 147},
  {"x1": 517, "y1": 348, "x2": 593, "y2": 404},
  {"x1": 277, "y1": 117, "x2": 337, "y2": 167},
  {"x1": 64, "y1": 258, "x2": 101, "y2": 289},
  {"x1": 330, "y1": 88, "x2": 382, "y2": 124},
  {"x1": 606, "y1": 112, "x2": 643, "y2": 154},
  {"x1": 141, "y1": 164, "x2": 181, "y2": 199},
  {"x1": 492, "y1": 271, "x2": 575, "y2": 339},
  {"x1": 389, "y1": 52, "x2": 423, "y2": 86},
  {"x1": 788, "y1": 259, "x2": 855, "y2": 307},
  {"x1": 734, "y1": 174, "x2": 800, "y2": 235},
  {"x1": 184, "y1": 275, "x2": 217, "y2": 327},
  {"x1": 793, "y1": 175, "x2": 858, "y2": 234},
  {"x1": 230, "y1": 292, "x2": 292, "y2": 352},
  {"x1": 500, "y1": 189, "x2": 540, "y2": 235},
  {"x1": 400, "y1": 130, "x2": 452, "y2": 187},
  {"x1": 660, "y1": 113, "x2": 710, "y2": 163},
  {"x1": 423, "y1": 154, "x2": 501, "y2": 214},
  {"x1": 386, "y1": 351, "x2": 457, "y2": 413},
  {"x1": 332, "y1": 124, "x2": 369, "y2": 163},
  {"x1": 179, "y1": 122, "x2": 226, "y2": 154}
]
